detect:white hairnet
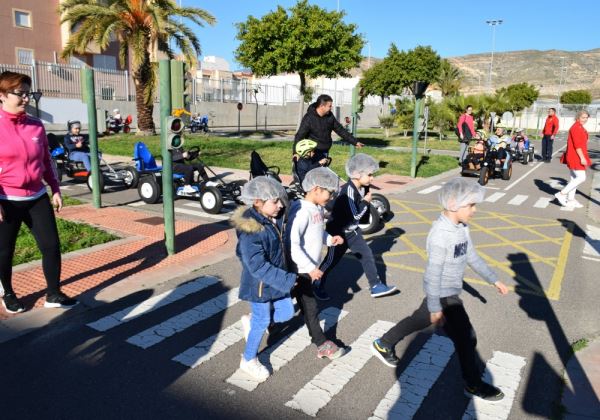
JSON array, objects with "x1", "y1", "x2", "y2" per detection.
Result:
[
  {"x1": 240, "y1": 176, "x2": 287, "y2": 205},
  {"x1": 345, "y1": 153, "x2": 379, "y2": 179},
  {"x1": 301, "y1": 167, "x2": 340, "y2": 192},
  {"x1": 438, "y1": 178, "x2": 486, "y2": 211}
]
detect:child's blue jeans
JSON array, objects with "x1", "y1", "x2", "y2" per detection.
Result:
[{"x1": 243, "y1": 297, "x2": 294, "y2": 361}]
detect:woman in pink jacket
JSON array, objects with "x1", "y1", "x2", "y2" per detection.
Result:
[
  {"x1": 0, "y1": 71, "x2": 77, "y2": 313},
  {"x1": 554, "y1": 110, "x2": 591, "y2": 208}
]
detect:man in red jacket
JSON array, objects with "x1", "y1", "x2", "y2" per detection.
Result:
[{"x1": 541, "y1": 108, "x2": 559, "y2": 162}]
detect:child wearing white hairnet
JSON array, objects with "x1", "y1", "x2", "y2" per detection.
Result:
[
  {"x1": 371, "y1": 178, "x2": 509, "y2": 402},
  {"x1": 285, "y1": 167, "x2": 347, "y2": 360},
  {"x1": 315, "y1": 154, "x2": 397, "y2": 300},
  {"x1": 230, "y1": 176, "x2": 297, "y2": 381}
]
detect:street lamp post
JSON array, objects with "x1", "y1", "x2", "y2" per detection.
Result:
[{"x1": 485, "y1": 19, "x2": 503, "y2": 91}]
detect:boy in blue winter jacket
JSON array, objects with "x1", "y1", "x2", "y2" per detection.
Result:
[
  {"x1": 230, "y1": 176, "x2": 297, "y2": 381},
  {"x1": 315, "y1": 154, "x2": 397, "y2": 300}
]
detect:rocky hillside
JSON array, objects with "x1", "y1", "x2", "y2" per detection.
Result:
[{"x1": 447, "y1": 49, "x2": 600, "y2": 98}]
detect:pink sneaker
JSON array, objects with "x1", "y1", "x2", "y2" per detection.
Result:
[{"x1": 317, "y1": 340, "x2": 346, "y2": 360}]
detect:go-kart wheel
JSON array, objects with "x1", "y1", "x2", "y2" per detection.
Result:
[
  {"x1": 502, "y1": 163, "x2": 512, "y2": 180},
  {"x1": 529, "y1": 147, "x2": 535, "y2": 162},
  {"x1": 522, "y1": 153, "x2": 529, "y2": 165},
  {"x1": 122, "y1": 166, "x2": 139, "y2": 188},
  {"x1": 370, "y1": 193, "x2": 390, "y2": 215},
  {"x1": 200, "y1": 186, "x2": 223, "y2": 214},
  {"x1": 86, "y1": 173, "x2": 105, "y2": 192},
  {"x1": 123, "y1": 126, "x2": 131, "y2": 134},
  {"x1": 138, "y1": 176, "x2": 161, "y2": 204},
  {"x1": 190, "y1": 125, "x2": 198, "y2": 133},
  {"x1": 478, "y1": 166, "x2": 489, "y2": 186},
  {"x1": 186, "y1": 146, "x2": 200, "y2": 161},
  {"x1": 358, "y1": 205, "x2": 381, "y2": 235},
  {"x1": 51, "y1": 159, "x2": 63, "y2": 182}
]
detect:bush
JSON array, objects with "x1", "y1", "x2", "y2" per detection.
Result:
[
  {"x1": 560, "y1": 89, "x2": 592, "y2": 105},
  {"x1": 378, "y1": 114, "x2": 396, "y2": 138}
]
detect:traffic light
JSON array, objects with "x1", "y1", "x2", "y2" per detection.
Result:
[
  {"x1": 166, "y1": 116, "x2": 184, "y2": 150},
  {"x1": 170, "y1": 60, "x2": 191, "y2": 110}
]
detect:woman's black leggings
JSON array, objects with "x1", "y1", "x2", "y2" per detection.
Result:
[{"x1": 0, "y1": 194, "x2": 61, "y2": 296}]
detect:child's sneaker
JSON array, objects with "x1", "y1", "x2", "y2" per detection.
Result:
[
  {"x1": 44, "y1": 291, "x2": 78, "y2": 309},
  {"x1": 316, "y1": 340, "x2": 346, "y2": 360},
  {"x1": 371, "y1": 339, "x2": 399, "y2": 367},
  {"x1": 554, "y1": 192, "x2": 568, "y2": 207},
  {"x1": 370, "y1": 282, "x2": 397, "y2": 298},
  {"x1": 241, "y1": 314, "x2": 251, "y2": 342},
  {"x1": 2, "y1": 293, "x2": 25, "y2": 314},
  {"x1": 239, "y1": 356, "x2": 269, "y2": 380},
  {"x1": 464, "y1": 382, "x2": 504, "y2": 401}
]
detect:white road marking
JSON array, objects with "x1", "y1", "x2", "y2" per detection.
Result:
[
  {"x1": 507, "y1": 195, "x2": 528, "y2": 206},
  {"x1": 417, "y1": 185, "x2": 442, "y2": 195},
  {"x1": 583, "y1": 225, "x2": 600, "y2": 259},
  {"x1": 462, "y1": 351, "x2": 526, "y2": 420},
  {"x1": 582, "y1": 256, "x2": 600, "y2": 263},
  {"x1": 285, "y1": 320, "x2": 394, "y2": 417},
  {"x1": 533, "y1": 197, "x2": 552, "y2": 208},
  {"x1": 559, "y1": 205, "x2": 575, "y2": 212},
  {"x1": 485, "y1": 192, "x2": 506, "y2": 203},
  {"x1": 175, "y1": 207, "x2": 229, "y2": 221},
  {"x1": 126, "y1": 288, "x2": 240, "y2": 349},
  {"x1": 87, "y1": 277, "x2": 220, "y2": 332},
  {"x1": 225, "y1": 308, "x2": 349, "y2": 391},
  {"x1": 128, "y1": 201, "x2": 146, "y2": 207},
  {"x1": 504, "y1": 144, "x2": 566, "y2": 192},
  {"x1": 369, "y1": 334, "x2": 454, "y2": 420}
]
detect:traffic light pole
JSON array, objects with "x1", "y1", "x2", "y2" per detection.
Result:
[
  {"x1": 82, "y1": 67, "x2": 101, "y2": 208},
  {"x1": 159, "y1": 59, "x2": 176, "y2": 255},
  {"x1": 410, "y1": 97, "x2": 422, "y2": 178}
]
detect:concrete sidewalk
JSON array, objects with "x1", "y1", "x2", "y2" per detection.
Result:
[{"x1": 562, "y1": 337, "x2": 600, "y2": 419}]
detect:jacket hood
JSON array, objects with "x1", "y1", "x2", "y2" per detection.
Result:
[{"x1": 230, "y1": 207, "x2": 265, "y2": 233}]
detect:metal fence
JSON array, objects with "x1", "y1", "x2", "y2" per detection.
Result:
[{"x1": 0, "y1": 61, "x2": 363, "y2": 106}]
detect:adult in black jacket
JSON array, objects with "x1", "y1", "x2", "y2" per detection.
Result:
[{"x1": 294, "y1": 94, "x2": 363, "y2": 159}]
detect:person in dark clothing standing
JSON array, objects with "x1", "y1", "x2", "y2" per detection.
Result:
[
  {"x1": 294, "y1": 94, "x2": 364, "y2": 159},
  {"x1": 540, "y1": 108, "x2": 559, "y2": 162}
]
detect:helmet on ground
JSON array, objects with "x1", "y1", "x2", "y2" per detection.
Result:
[{"x1": 295, "y1": 139, "x2": 318, "y2": 158}]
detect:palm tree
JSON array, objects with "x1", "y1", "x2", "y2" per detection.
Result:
[
  {"x1": 435, "y1": 59, "x2": 462, "y2": 97},
  {"x1": 59, "y1": 0, "x2": 215, "y2": 134}
]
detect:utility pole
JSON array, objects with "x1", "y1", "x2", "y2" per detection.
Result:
[{"x1": 485, "y1": 19, "x2": 503, "y2": 91}]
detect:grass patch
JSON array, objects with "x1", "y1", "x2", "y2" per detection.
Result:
[
  {"x1": 571, "y1": 338, "x2": 589, "y2": 354},
  {"x1": 98, "y1": 134, "x2": 458, "y2": 178},
  {"x1": 13, "y1": 194, "x2": 118, "y2": 266}
]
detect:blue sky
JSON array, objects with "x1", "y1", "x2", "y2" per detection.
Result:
[{"x1": 187, "y1": 0, "x2": 599, "y2": 70}]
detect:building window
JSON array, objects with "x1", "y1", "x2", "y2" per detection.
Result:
[
  {"x1": 93, "y1": 54, "x2": 117, "y2": 70},
  {"x1": 14, "y1": 10, "x2": 32, "y2": 28},
  {"x1": 16, "y1": 48, "x2": 34, "y2": 65}
]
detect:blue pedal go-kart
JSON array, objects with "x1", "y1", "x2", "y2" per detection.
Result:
[{"x1": 133, "y1": 142, "x2": 245, "y2": 214}]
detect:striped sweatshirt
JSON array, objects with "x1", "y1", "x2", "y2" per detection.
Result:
[{"x1": 423, "y1": 213, "x2": 498, "y2": 313}]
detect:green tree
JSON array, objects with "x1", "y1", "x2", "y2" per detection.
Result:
[
  {"x1": 428, "y1": 99, "x2": 455, "y2": 139},
  {"x1": 435, "y1": 59, "x2": 462, "y2": 97},
  {"x1": 401, "y1": 46, "x2": 442, "y2": 94},
  {"x1": 59, "y1": 0, "x2": 215, "y2": 135},
  {"x1": 496, "y1": 83, "x2": 539, "y2": 113},
  {"x1": 235, "y1": 0, "x2": 364, "y2": 110},
  {"x1": 378, "y1": 114, "x2": 395, "y2": 138},
  {"x1": 560, "y1": 89, "x2": 592, "y2": 105}
]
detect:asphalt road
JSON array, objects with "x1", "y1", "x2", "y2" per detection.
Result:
[{"x1": 1, "y1": 136, "x2": 598, "y2": 420}]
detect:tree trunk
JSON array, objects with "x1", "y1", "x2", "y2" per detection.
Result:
[
  {"x1": 296, "y1": 72, "x2": 307, "y2": 130},
  {"x1": 133, "y1": 58, "x2": 156, "y2": 135}
]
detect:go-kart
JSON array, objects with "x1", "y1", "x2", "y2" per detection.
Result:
[
  {"x1": 460, "y1": 140, "x2": 512, "y2": 186},
  {"x1": 188, "y1": 115, "x2": 209, "y2": 133},
  {"x1": 105, "y1": 115, "x2": 132, "y2": 135},
  {"x1": 48, "y1": 133, "x2": 138, "y2": 192},
  {"x1": 510, "y1": 136, "x2": 535, "y2": 165},
  {"x1": 134, "y1": 143, "x2": 245, "y2": 214},
  {"x1": 249, "y1": 150, "x2": 391, "y2": 234}
]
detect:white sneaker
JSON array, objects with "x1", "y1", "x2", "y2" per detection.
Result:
[
  {"x1": 239, "y1": 356, "x2": 269, "y2": 380},
  {"x1": 182, "y1": 185, "x2": 197, "y2": 194},
  {"x1": 567, "y1": 199, "x2": 584, "y2": 208},
  {"x1": 241, "y1": 314, "x2": 251, "y2": 342},
  {"x1": 554, "y1": 192, "x2": 568, "y2": 207},
  {"x1": 205, "y1": 181, "x2": 219, "y2": 187}
]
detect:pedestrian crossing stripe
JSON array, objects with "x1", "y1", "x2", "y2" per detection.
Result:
[
  {"x1": 462, "y1": 352, "x2": 526, "y2": 420},
  {"x1": 417, "y1": 185, "x2": 442, "y2": 195},
  {"x1": 485, "y1": 192, "x2": 506, "y2": 203},
  {"x1": 126, "y1": 287, "x2": 240, "y2": 349},
  {"x1": 285, "y1": 320, "x2": 395, "y2": 417},
  {"x1": 507, "y1": 195, "x2": 528, "y2": 206},
  {"x1": 225, "y1": 307, "x2": 349, "y2": 391},
  {"x1": 87, "y1": 277, "x2": 220, "y2": 332},
  {"x1": 369, "y1": 334, "x2": 454, "y2": 420},
  {"x1": 583, "y1": 224, "x2": 600, "y2": 259},
  {"x1": 533, "y1": 197, "x2": 553, "y2": 208}
]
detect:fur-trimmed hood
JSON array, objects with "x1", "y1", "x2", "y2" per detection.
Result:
[{"x1": 230, "y1": 206, "x2": 265, "y2": 233}]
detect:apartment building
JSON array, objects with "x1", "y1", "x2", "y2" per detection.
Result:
[{"x1": 0, "y1": 0, "x2": 125, "y2": 69}]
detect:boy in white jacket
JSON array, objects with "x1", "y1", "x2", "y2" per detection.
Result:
[{"x1": 285, "y1": 167, "x2": 346, "y2": 359}]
